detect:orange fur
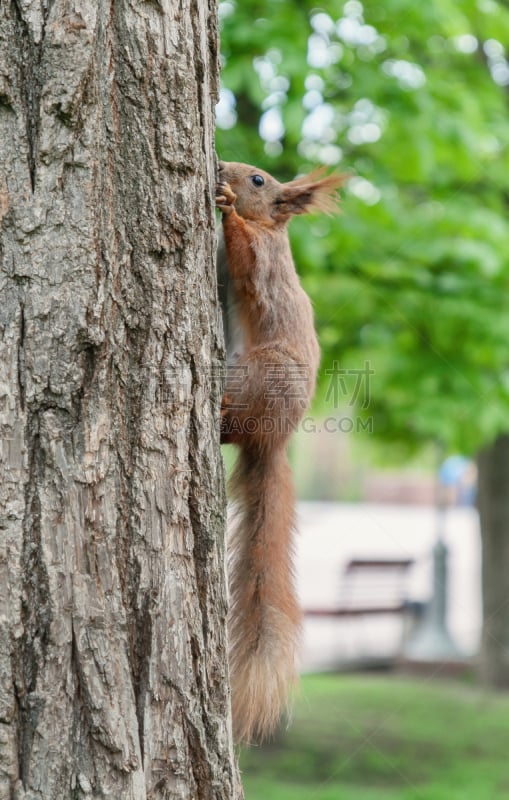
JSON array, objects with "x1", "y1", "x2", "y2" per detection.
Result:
[
  {"x1": 228, "y1": 447, "x2": 300, "y2": 742},
  {"x1": 216, "y1": 161, "x2": 342, "y2": 743}
]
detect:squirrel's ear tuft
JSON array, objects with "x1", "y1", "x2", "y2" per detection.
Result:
[{"x1": 274, "y1": 169, "x2": 347, "y2": 219}]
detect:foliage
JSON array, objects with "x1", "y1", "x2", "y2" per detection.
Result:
[
  {"x1": 240, "y1": 673, "x2": 509, "y2": 799},
  {"x1": 217, "y1": 0, "x2": 509, "y2": 455}
]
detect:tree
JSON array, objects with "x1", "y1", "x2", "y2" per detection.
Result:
[
  {"x1": 217, "y1": 0, "x2": 509, "y2": 683},
  {"x1": 478, "y1": 436, "x2": 509, "y2": 688},
  {"x1": 0, "y1": 2, "x2": 240, "y2": 798}
]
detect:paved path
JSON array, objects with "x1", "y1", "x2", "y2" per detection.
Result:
[{"x1": 295, "y1": 502, "x2": 481, "y2": 671}]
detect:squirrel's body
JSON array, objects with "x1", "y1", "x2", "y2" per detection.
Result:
[
  {"x1": 216, "y1": 161, "x2": 342, "y2": 743},
  {"x1": 217, "y1": 221, "x2": 319, "y2": 390}
]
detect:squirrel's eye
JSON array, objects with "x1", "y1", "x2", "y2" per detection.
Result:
[{"x1": 251, "y1": 174, "x2": 265, "y2": 187}]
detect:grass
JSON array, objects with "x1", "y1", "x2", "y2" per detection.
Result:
[{"x1": 239, "y1": 673, "x2": 509, "y2": 800}]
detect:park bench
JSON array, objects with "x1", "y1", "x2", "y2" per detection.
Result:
[{"x1": 304, "y1": 557, "x2": 417, "y2": 619}]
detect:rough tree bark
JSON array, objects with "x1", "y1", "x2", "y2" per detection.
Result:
[
  {"x1": 0, "y1": 1, "x2": 240, "y2": 798},
  {"x1": 477, "y1": 435, "x2": 509, "y2": 689}
]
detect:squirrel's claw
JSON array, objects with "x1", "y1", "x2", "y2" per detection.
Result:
[{"x1": 216, "y1": 181, "x2": 237, "y2": 214}]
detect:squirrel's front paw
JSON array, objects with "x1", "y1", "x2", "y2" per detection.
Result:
[{"x1": 216, "y1": 181, "x2": 237, "y2": 214}]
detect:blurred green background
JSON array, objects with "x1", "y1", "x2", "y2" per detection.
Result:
[
  {"x1": 216, "y1": 1, "x2": 509, "y2": 796},
  {"x1": 240, "y1": 673, "x2": 509, "y2": 799}
]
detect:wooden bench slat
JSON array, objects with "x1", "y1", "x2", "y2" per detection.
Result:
[
  {"x1": 304, "y1": 605, "x2": 407, "y2": 617},
  {"x1": 303, "y1": 557, "x2": 416, "y2": 619}
]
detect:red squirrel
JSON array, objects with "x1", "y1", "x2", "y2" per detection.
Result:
[{"x1": 216, "y1": 161, "x2": 342, "y2": 743}]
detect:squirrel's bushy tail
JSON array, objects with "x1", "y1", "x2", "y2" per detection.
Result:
[{"x1": 228, "y1": 445, "x2": 301, "y2": 744}]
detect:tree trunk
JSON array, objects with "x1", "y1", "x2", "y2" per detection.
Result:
[
  {"x1": 0, "y1": 2, "x2": 240, "y2": 798},
  {"x1": 477, "y1": 434, "x2": 509, "y2": 689}
]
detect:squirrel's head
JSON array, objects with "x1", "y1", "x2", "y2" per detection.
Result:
[{"x1": 217, "y1": 161, "x2": 344, "y2": 226}]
